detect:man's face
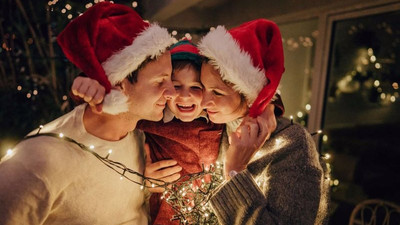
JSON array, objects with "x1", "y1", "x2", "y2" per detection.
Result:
[{"x1": 125, "y1": 51, "x2": 176, "y2": 121}]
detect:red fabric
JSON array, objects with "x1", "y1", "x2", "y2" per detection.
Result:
[
  {"x1": 228, "y1": 19, "x2": 285, "y2": 118},
  {"x1": 57, "y1": 2, "x2": 149, "y2": 93},
  {"x1": 137, "y1": 118, "x2": 224, "y2": 225}
]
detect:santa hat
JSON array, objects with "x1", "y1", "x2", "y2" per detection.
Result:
[
  {"x1": 170, "y1": 38, "x2": 202, "y2": 66},
  {"x1": 57, "y1": 2, "x2": 174, "y2": 114},
  {"x1": 198, "y1": 19, "x2": 285, "y2": 117}
]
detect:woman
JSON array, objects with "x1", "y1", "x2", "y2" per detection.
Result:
[{"x1": 197, "y1": 19, "x2": 329, "y2": 225}]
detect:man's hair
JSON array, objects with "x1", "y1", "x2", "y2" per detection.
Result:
[{"x1": 126, "y1": 57, "x2": 154, "y2": 83}]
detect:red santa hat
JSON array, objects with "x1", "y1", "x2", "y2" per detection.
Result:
[
  {"x1": 57, "y1": 2, "x2": 174, "y2": 114},
  {"x1": 198, "y1": 19, "x2": 285, "y2": 117}
]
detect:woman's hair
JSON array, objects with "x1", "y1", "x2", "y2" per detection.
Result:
[{"x1": 203, "y1": 58, "x2": 249, "y2": 115}]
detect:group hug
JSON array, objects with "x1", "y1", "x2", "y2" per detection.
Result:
[{"x1": 0, "y1": 2, "x2": 329, "y2": 225}]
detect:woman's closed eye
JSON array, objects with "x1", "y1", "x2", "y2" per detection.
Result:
[{"x1": 212, "y1": 90, "x2": 224, "y2": 96}]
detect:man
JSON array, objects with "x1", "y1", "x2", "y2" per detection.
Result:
[{"x1": 0, "y1": 2, "x2": 177, "y2": 224}]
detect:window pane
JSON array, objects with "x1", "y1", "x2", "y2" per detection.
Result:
[
  {"x1": 280, "y1": 19, "x2": 318, "y2": 126},
  {"x1": 322, "y1": 10, "x2": 400, "y2": 205}
]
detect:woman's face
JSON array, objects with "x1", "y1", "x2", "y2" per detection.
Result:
[{"x1": 200, "y1": 63, "x2": 248, "y2": 124}]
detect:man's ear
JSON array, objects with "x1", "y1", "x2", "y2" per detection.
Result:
[{"x1": 115, "y1": 79, "x2": 130, "y2": 94}]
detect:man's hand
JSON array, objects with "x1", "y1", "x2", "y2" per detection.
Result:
[
  {"x1": 144, "y1": 144, "x2": 182, "y2": 193},
  {"x1": 71, "y1": 76, "x2": 105, "y2": 113}
]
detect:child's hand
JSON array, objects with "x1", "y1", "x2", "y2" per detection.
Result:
[
  {"x1": 224, "y1": 115, "x2": 271, "y2": 178},
  {"x1": 144, "y1": 144, "x2": 182, "y2": 193},
  {"x1": 71, "y1": 76, "x2": 105, "y2": 113}
]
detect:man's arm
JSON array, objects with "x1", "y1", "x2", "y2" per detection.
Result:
[{"x1": 0, "y1": 157, "x2": 53, "y2": 224}]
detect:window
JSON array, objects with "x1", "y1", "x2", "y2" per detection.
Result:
[
  {"x1": 321, "y1": 9, "x2": 400, "y2": 204},
  {"x1": 279, "y1": 19, "x2": 318, "y2": 126}
]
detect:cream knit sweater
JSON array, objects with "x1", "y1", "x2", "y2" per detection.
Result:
[{"x1": 0, "y1": 104, "x2": 148, "y2": 225}]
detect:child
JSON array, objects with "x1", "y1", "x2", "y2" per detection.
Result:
[{"x1": 71, "y1": 39, "x2": 284, "y2": 224}]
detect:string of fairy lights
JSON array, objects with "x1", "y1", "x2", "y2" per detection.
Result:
[{"x1": 1, "y1": 120, "x2": 333, "y2": 225}]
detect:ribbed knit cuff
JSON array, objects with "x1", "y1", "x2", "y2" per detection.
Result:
[{"x1": 210, "y1": 170, "x2": 264, "y2": 224}]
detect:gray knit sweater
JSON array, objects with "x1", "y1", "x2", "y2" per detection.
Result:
[{"x1": 210, "y1": 117, "x2": 329, "y2": 225}]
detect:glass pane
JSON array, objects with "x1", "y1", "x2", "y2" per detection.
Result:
[
  {"x1": 279, "y1": 19, "x2": 318, "y2": 126},
  {"x1": 322, "y1": 10, "x2": 400, "y2": 209}
]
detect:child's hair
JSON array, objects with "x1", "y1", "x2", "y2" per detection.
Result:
[{"x1": 170, "y1": 39, "x2": 202, "y2": 73}]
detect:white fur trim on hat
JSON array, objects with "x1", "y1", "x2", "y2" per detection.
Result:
[
  {"x1": 102, "y1": 89, "x2": 129, "y2": 115},
  {"x1": 102, "y1": 23, "x2": 175, "y2": 85},
  {"x1": 198, "y1": 26, "x2": 267, "y2": 104}
]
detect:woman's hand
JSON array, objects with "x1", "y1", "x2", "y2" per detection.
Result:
[
  {"x1": 71, "y1": 76, "x2": 105, "y2": 113},
  {"x1": 224, "y1": 105, "x2": 275, "y2": 178},
  {"x1": 144, "y1": 144, "x2": 182, "y2": 193}
]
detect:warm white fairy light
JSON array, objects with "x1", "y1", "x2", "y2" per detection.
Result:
[
  {"x1": 33, "y1": 90, "x2": 38, "y2": 95},
  {"x1": 65, "y1": 4, "x2": 71, "y2": 10},
  {"x1": 375, "y1": 63, "x2": 381, "y2": 69},
  {"x1": 361, "y1": 57, "x2": 369, "y2": 65},
  {"x1": 59, "y1": 133, "x2": 64, "y2": 138},
  {"x1": 140, "y1": 185, "x2": 144, "y2": 190},
  {"x1": 322, "y1": 135, "x2": 328, "y2": 142},
  {"x1": 17, "y1": 85, "x2": 22, "y2": 91},
  {"x1": 374, "y1": 80, "x2": 380, "y2": 87},
  {"x1": 393, "y1": 82, "x2": 399, "y2": 90},
  {"x1": 132, "y1": 1, "x2": 138, "y2": 8},
  {"x1": 333, "y1": 179, "x2": 339, "y2": 186},
  {"x1": 305, "y1": 104, "x2": 311, "y2": 111},
  {"x1": 67, "y1": 14, "x2": 72, "y2": 19},
  {"x1": 171, "y1": 30, "x2": 177, "y2": 36},
  {"x1": 370, "y1": 55, "x2": 376, "y2": 62},
  {"x1": 390, "y1": 96, "x2": 396, "y2": 102},
  {"x1": 367, "y1": 48, "x2": 373, "y2": 56},
  {"x1": 26, "y1": 93, "x2": 31, "y2": 98},
  {"x1": 380, "y1": 93, "x2": 386, "y2": 100},
  {"x1": 323, "y1": 153, "x2": 331, "y2": 160},
  {"x1": 85, "y1": 3, "x2": 93, "y2": 8},
  {"x1": 61, "y1": 8, "x2": 66, "y2": 14},
  {"x1": 151, "y1": 183, "x2": 155, "y2": 188},
  {"x1": 62, "y1": 95, "x2": 68, "y2": 101},
  {"x1": 89, "y1": 145, "x2": 95, "y2": 150},
  {"x1": 297, "y1": 111, "x2": 303, "y2": 118}
]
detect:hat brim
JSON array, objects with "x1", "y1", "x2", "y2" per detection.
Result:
[{"x1": 198, "y1": 26, "x2": 267, "y2": 105}]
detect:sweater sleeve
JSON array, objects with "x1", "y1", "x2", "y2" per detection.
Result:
[
  {"x1": 210, "y1": 167, "x2": 324, "y2": 225},
  {"x1": 210, "y1": 124, "x2": 327, "y2": 225},
  {"x1": 0, "y1": 137, "x2": 74, "y2": 225},
  {"x1": 0, "y1": 158, "x2": 53, "y2": 225}
]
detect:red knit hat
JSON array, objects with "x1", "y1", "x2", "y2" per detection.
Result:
[
  {"x1": 198, "y1": 19, "x2": 285, "y2": 117},
  {"x1": 57, "y1": 2, "x2": 174, "y2": 114},
  {"x1": 170, "y1": 38, "x2": 201, "y2": 66}
]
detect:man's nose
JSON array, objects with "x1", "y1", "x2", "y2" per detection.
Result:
[{"x1": 164, "y1": 81, "x2": 177, "y2": 100}]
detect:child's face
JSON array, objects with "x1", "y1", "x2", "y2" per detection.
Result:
[{"x1": 167, "y1": 66, "x2": 204, "y2": 122}]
